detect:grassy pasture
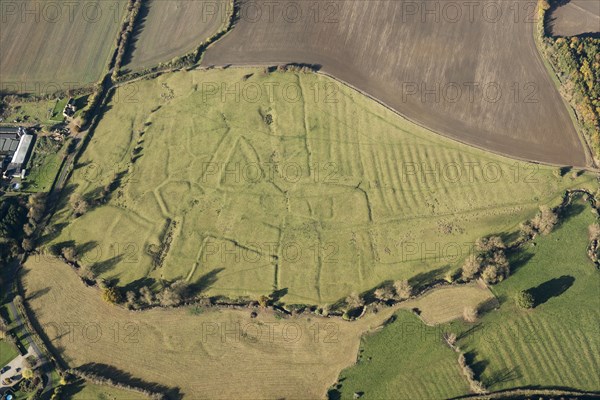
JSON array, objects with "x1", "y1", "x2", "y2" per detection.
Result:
[
  {"x1": 0, "y1": 0, "x2": 127, "y2": 90},
  {"x1": 0, "y1": 339, "x2": 19, "y2": 367},
  {"x1": 333, "y1": 198, "x2": 599, "y2": 398},
  {"x1": 124, "y1": 0, "x2": 230, "y2": 71},
  {"x1": 458, "y1": 198, "x2": 600, "y2": 392},
  {"x1": 22, "y1": 256, "x2": 397, "y2": 399},
  {"x1": 23, "y1": 136, "x2": 65, "y2": 192},
  {"x1": 333, "y1": 311, "x2": 469, "y2": 400},
  {"x1": 45, "y1": 68, "x2": 598, "y2": 305}
]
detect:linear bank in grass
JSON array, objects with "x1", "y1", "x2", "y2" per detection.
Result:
[{"x1": 44, "y1": 67, "x2": 598, "y2": 305}]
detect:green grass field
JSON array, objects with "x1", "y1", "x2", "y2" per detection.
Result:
[
  {"x1": 459, "y1": 197, "x2": 600, "y2": 392},
  {"x1": 23, "y1": 136, "x2": 65, "y2": 192},
  {"x1": 333, "y1": 311, "x2": 468, "y2": 399},
  {"x1": 0, "y1": 0, "x2": 127, "y2": 90},
  {"x1": 0, "y1": 338, "x2": 19, "y2": 367},
  {"x1": 45, "y1": 67, "x2": 598, "y2": 305},
  {"x1": 336, "y1": 197, "x2": 599, "y2": 398}
]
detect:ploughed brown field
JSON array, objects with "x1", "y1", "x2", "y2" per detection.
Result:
[
  {"x1": 547, "y1": 0, "x2": 600, "y2": 37},
  {"x1": 202, "y1": 0, "x2": 590, "y2": 167},
  {"x1": 124, "y1": 0, "x2": 230, "y2": 71}
]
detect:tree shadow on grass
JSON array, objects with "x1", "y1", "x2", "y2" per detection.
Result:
[
  {"x1": 60, "y1": 378, "x2": 86, "y2": 399},
  {"x1": 555, "y1": 202, "x2": 586, "y2": 231},
  {"x1": 77, "y1": 363, "x2": 182, "y2": 399},
  {"x1": 122, "y1": 277, "x2": 157, "y2": 293},
  {"x1": 43, "y1": 221, "x2": 68, "y2": 240},
  {"x1": 527, "y1": 275, "x2": 575, "y2": 308},
  {"x1": 408, "y1": 266, "x2": 448, "y2": 291},
  {"x1": 507, "y1": 250, "x2": 534, "y2": 275},
  {"x1": 76, "y1": 241, "x2": 98, "y2": 256},
  {"x1": 188, "y1": 268, "x2": 224, "y2": 296},
  {"x1": 484, "y1": 366, "x2": 521, "y2": 388},
  {"x1": 49, "y1": 240, "x2": 76, "y2": 254},
  {"x1": 464, "y1": 351, "x2": 487, "y2": 382},
  {"x1": 25, "y1": 287, "x2": 50, "y2": 302},
  {"x1": 90, "y1": 254, "x2": 123, "y2": 276}
]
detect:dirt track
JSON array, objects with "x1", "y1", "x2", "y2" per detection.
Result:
[{"x1": 202, "y1": 0, "x2": 590, "y2": 167}]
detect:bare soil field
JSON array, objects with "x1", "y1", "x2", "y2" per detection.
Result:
[
  {"x1": 124, "y1": 0, "x2": 230, "y2": 71},
  {"x1": 547, "y1": 0, "x2": 600, "y2": 37},
  {"x1": 202, "y1": 0, "x2": 589, "y2": 167},
  {"x1": 22, "y1": 256, "x2": 397, "y2": 399},
  {"x1": 0, "y1": 0, "x2": 127, "y2": 92}
]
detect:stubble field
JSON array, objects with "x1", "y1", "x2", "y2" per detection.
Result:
[
  {"x1": 44, "y1": 68, "x2": 597, "y2": 305},
  {"x1": 22, "y1": 256, "x2": 397, "y2": 399}
]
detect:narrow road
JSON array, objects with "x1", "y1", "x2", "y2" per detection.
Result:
[{"x1": 6, "y1": 300, "x2": 52, "y2": 394}]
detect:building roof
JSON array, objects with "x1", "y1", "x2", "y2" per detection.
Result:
[
  {"x1": 0, "y1": 135, "x2": 19, "y2": 155},
  {"x1": 10, "y1": 134, "x2": 33, "y2": 165},
  {"x1": 0, "y1": 126, "x2": 20, "y2": 135}
]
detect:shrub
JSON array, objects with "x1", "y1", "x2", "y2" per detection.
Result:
[
  {"x1": 515, "y1": 290, "x2": 534, "y2": 309},
  {"x1": 61, "y1": 246, "x2": 78, "y2": 263},
  {"x1": 102, "y1": 287, "x2": 122, "y2": 304},
  {"x1": 520, "y1": 220, "x2": 536, "y2": 239},
  {"x1": 139, "y1": 286, "x2": 154, "y2": 305},
  {"x1": 69, "y1": 194, "x2": 89, "y2": 217}
]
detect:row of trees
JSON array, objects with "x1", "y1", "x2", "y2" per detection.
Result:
[
  {"x1": 64, "y1": 370, "x2": 166, "y2": 400},
  {"x1": 21, "y1": 193, "x2": 46, "y2": 252},
  {"x1": 461, "y1": 236, "x2": 509, "y2": 284},
  {"x1": 99, "y1": 279, "x2": 193, "y2": 310},
  {"x1": 461, "y1": 205, "x2": 560, "y2": 285},
  {"x1": 112, "y1": 0, "x2": 143, "y2": 81}
]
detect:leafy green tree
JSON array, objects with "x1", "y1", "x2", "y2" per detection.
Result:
[{"x1": 515, "y1": 290, "x2": 534, "y2": 309}]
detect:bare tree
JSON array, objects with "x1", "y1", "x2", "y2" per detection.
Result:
[
  {"x1": 393, "y1": 280, "x2": 413, "y2": 300},
  {"x1": 345, "y1": 293, "x2": 364, "y2": 309},
  {"x1": 532, "y1": 205, "x2": 558, "y2": 235},
  {"x1": 139, "y1": 286, "x2": 154, "y2": 305},
  {"x1": 461, "y1": 254, "x2": 482, "y2": 280},
  {"x1": 374, "y1": 286, "x2": 394, "y2": 302}
]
